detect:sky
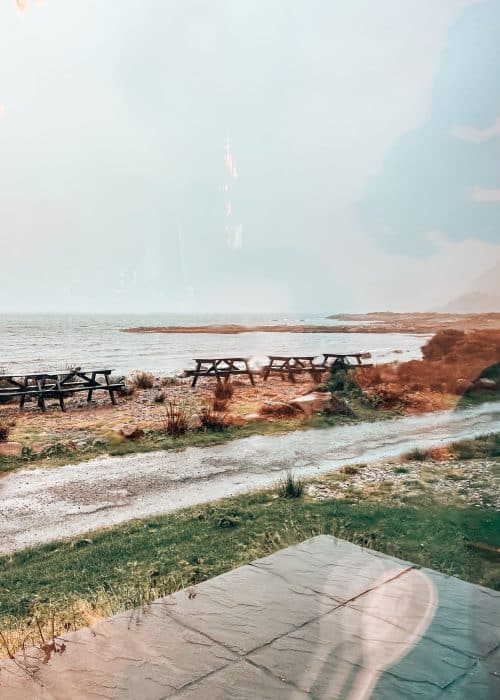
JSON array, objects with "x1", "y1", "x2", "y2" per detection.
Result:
[{"x1": 0, "y1": 0, "x2": 499, "y2": 313}]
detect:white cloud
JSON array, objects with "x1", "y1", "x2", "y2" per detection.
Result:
[
  {"x1": 453, "y1": 117, "x2": 500, "y2": 144},
  {"x1": 471, "y1": 186, "x2": 500, "y2": 202}
]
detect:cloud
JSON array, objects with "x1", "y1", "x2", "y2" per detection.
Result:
[
  {"x1": 453, "y1": 116, "x2": 500, "y2": 144},
  {"x1": 471, "y1": 185, "x2": 500, "y2": 202},
  {"x1": 360, "y1": 0, "x2": 500, "y2": 257}
]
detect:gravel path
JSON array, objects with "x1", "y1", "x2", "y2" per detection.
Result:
[{"x1": 1, "y1": 402, "x2": 499, "y2": 554}]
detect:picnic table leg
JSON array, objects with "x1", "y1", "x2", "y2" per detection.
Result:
[
  {"x1": 20, "y1": 378, "x2": 28, "y2": 410},
  {"x1": 36, "y1": 380, "x2": 46, "y2": 412},
  {"x1": 245, "y1": 361, "x2": 255, "y2": 386},
  {"x1": 105, "y1": 373, "x2": 117, "y2": 405},
  {"x1": 87, "y1": 373, "x2": 95, "y2": 402},
  {"x1": 191, "y1": 362, "x2": 201, "y2": 388}
]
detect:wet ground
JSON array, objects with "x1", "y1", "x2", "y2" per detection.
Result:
[{"x1": 1, "y1": 402, "x2": 499, "y2": 554}]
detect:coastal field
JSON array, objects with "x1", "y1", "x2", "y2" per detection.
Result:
[{"x1": 1, "y1": 319, "x2": 499, "y2": 662}]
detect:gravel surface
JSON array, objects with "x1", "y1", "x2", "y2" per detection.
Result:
[{"x1": 1, "y1": 402, "x2": 499, "y2": 554}]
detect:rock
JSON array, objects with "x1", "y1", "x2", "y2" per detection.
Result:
[
  {"x1": 243, "y1": 413, "x2": 262, "y2": 423},
  {"x1": 475, "y1": 377, "x2": 497, "y2": 391},
  {"x1": 72, "y1": 538, "x2": 93, "y2": 548},
  {"x1": 0, "y1": 441, "x2": 23, "y2": 458},
  {"x1": 289, "y1": 392, "x2": 332, "y2": 416},
  {"x1": 189, "y1": 415, "x2": 202, "y2": 430},
  {"x1": 455, "y1": 378, "x2": 473, "y2": 394},
  {"x1": 259, "y1": 402, "x2": 299, "y2": 418},
  {"x1": 112, "y1": 424, "x2": 144, "y2": 440},
  {"x1": 30, "y1": 442, "x2": 53, "y2": 455},
  {"x1": 225, "y1": 415, "x2": 246, "y2": 427}
]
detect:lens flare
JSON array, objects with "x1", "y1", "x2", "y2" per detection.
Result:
[{"x1": 224, "y1": 141, "x2": 243, "y2": 250}]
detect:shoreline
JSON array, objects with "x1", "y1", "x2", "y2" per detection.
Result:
[{"x1": 121, "y1": 312, "x2": 500, "y2": 335}]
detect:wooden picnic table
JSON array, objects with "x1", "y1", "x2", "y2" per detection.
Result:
[
  {"x1": 262, "y1": 356, "x2": 324, "y2": 382},
  {"x1": 0, "y1": 369, "x2": 124, "y2": 412},
  {"x1": 322, "y1": 353, "x2": 373, "y2": 371},
  {"x1": 185, "y1": 358, "x2": 255, "y2": 387}
]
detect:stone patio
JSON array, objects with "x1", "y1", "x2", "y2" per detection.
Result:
[{"x1": 1, "y1": 536, "x2": 499, "y2": 699}]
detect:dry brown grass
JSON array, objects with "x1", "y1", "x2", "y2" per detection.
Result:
[
  {"x1": 129, "y1": 371, "x2": 155, "y2": 390},
  {"x1": 355, "y1": 330, "x2": 500, "y2": 410},
  {"x1": 0, "y1": 420, "x2": 14, "y2": 443},
  {"x1": 164, "y1": 401, "x2": 190, "y2": 437}
]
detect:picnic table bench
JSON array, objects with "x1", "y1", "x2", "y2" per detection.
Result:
[
  {"x1": 185, "y1": 358, "x2": 255, "y2": 387},
  {"x1": 262, "y1": 356, "x2": 324, "y2": 382},
  {"x1": 322, "y1": 353, "x2": 373, "y2": 371},
  {"x1": 0, "y1": 369, "x2": 124, "y2": 412}
]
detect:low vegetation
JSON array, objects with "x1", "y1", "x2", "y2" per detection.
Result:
[
  {"x1": 1, "y1": 433, "x2": 498, "y2": 659},
  {"x1": 355, "y1": 329, "x2": 500, "y2": 410},
  {"x1": 199, "y1": 405, "x2": 230, "y2": 431},
  {"x1": 278, "y1": 470, "x2": 304, "y2": 498},
  {"x1": 164, "y1": 401, "x2": 190, "y2": 437},
  {"x1": 129, "y1": 370, "x2": 155, "y2": 390},
  {"x1": 0, "y1": 420, "x2": 13, "y2": 443}
]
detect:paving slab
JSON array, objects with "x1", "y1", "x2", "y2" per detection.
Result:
[{"x1": 1, "y1": 535, "x2": 499, "y2": 699}]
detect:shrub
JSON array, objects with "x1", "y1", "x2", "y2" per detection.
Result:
[
  {"x1": 130, "y1": 371, "x2": 155, "y2": 390},
  {"x1": 199, "y1": 407, "x2": 229, "y2": 432},
  {"x1": 164, "y1": 401, "x2": 190, "y2": 437},
  {"x1": 0, "y1": 421, "x2": 13, "y2": 443},
  {"x1": 323, "y1": 394, "x2": 355, "y2": 416},
  {"x1": 327, "y1": 369, "x2": 360, "y2": 395},
  {"x1": 406, "y1": 448, "x2": 429, "y2": 461},
  {"x1": 422, "y1": 330, "x2": 465, "y2": 361},
  {"x1": 214, "y1": 382, "x2": 234, "y2": 401},
  {"x1": 212, "y1": 398, "x2": 229, "y2": 412},
  {"x1": 160, "y1": 376, "x2": 181, "y2": 387},
  {"x1": 278, "y1": 470, "x2": 304, "y2": 499},
  {"x1": 340, "y1": 465, "x2": 360, "y2": 476}
]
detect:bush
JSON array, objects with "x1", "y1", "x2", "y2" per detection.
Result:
[
  {"x1": 199, "y1": 407, "x2": 229, "y2": 432},
  {"x1": 278, "y1": 470, "x2": 304, "y2": 499},
  {"x1": 406, "y1": 448, "x2": 429, "y2": 461},
  {"x1": 323, "y1": 394, "x2": 355, "y2": 416},
  {"x1": 340, "y1": 465, "x2": 360, "y2": 476},
  {"x1": 160, "y1": 376, "x2": 181, "y2": 387},
  {"x1": 130, "y1": 371, "x2": 155, "y2": 390},
  {"x1": 214, "y1": 382, "x2": 234, "y2": 401},
  {"x1": 164, "y1": 401, "x2": 190, "y2": 437},
  {"x1": 212, "y1": 398, "x2": 229, "y2": 412},
  {"x1": 327, "y1": 369, "x2": 360, "y2": 395},
  {"x1": 422, "y1": 330, "x2": 465, "y2": 361},
  {"x1": 0, "y1": 421, "x2": 13, "y2": 443}
]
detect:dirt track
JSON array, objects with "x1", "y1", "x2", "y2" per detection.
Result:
[{"x1": 1, "y1": 402, "x2": 499, "y2": 554}]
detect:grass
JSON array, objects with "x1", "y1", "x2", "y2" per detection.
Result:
[
  {"x1": 278, "y1": 470, "x2": 304, "y2": 498},
  {"x1": 1, "y1": 484, "x2": 499, "y2": 657}
]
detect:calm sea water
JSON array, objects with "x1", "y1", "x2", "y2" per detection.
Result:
[{"x1": 0, "y1": 313, "x2": 426, "y2": 376}]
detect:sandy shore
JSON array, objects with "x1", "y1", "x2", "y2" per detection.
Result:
[
  {"x1": 1, "y1": 401, "x2": 498, "y2": 554},
  {"x1": 122, "y1": 312, "x2": 500, "y2": 335}
]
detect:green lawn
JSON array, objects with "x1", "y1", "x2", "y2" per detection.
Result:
[{"x1": 1, "y1": 432, "x2": 499, "y2": 657}]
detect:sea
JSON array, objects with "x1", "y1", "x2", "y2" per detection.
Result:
[{"x1": 0, "y1": 313, "x2": 427, "y2": 377}]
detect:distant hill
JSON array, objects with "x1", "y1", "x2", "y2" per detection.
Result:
[
  {"x1": 444, "y1": 260, "x2": 500, "y2": 312},
  {"x1": 444, "y1": 292, "x2": 500, "y2": 313}
]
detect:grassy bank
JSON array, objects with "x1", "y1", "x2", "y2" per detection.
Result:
[
  {"x1": 0, "y1": 399, "x2": 386, "y2": 474},
  {"x1": 1, "y1": 433, "x2": 498, "y2": 657}
]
